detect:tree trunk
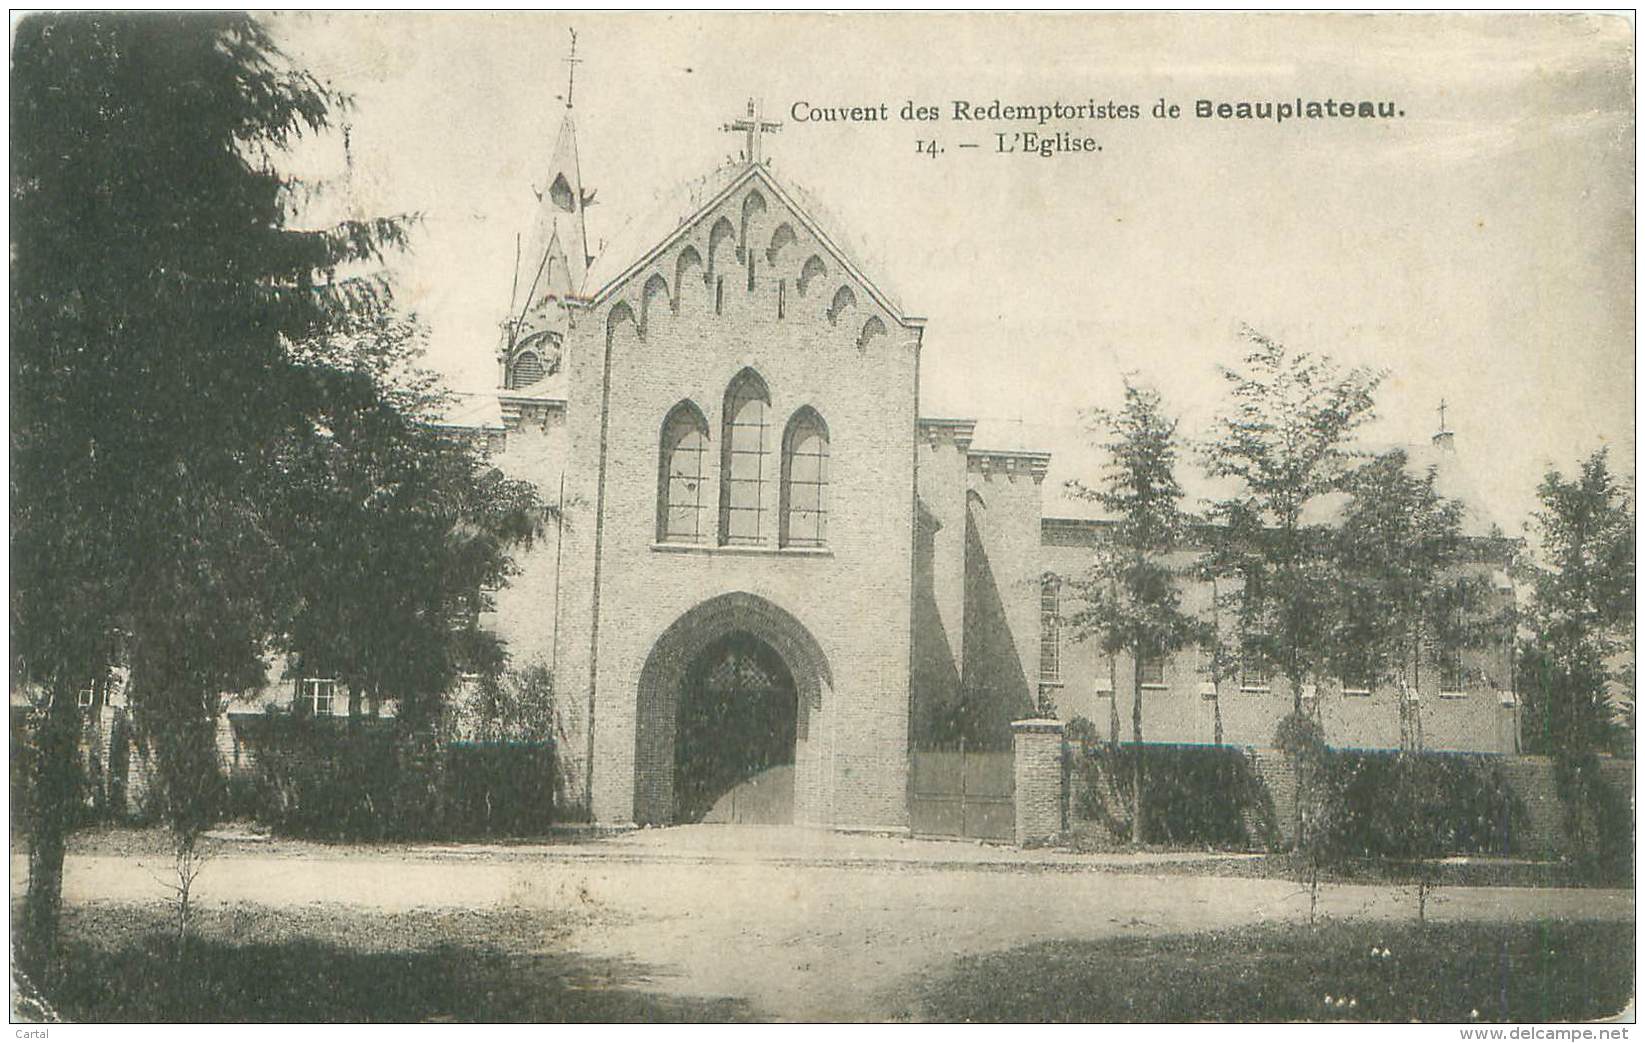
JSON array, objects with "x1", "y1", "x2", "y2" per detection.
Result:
[
  {"x1": 1131, "y1": 669, "x2": 1144, "y2": 847},
  {"x1": 1108, "y1": 654, "x2": 1121, "y2": 745},
  {"x1": 20, "y1": 676, "x2": 83, "y2": 981},
  {"x1": 1288, "y1": 672, "x2": 1306, "y2": 850}
]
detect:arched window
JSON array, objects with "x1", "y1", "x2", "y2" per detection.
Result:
[
  {"x1": 719, "y1": 370, "x2": 772, "y2": 545},
  {"x1": 780, "y1": 408, "x2": 829, "y2": 548},
  {"x1": 511, "y1": 350, "x2": 545, "y2": 389},
  {"x1": 658, "y1": 402, "x2": 709, "y2": 543}
]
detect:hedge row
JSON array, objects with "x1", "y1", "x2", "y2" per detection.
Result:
[
  {"x1": 227, "y1": 715, "x2": 558, "y2": 841},
  {"x1": 1067, "y1": 729, "x2": 1528, "y2": 857}
]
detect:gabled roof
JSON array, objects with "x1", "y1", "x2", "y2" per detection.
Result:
[{"x1": 578, "y1": 161, "x2": 922, "y2": 326}]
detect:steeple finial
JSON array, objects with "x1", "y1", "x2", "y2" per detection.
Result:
[
  {"x1": 563, "y1": 29, "x2": 581, "y2": 109},
  {"x1": 1432, "y1": 397, "x2": 1457, "y2": 451}
]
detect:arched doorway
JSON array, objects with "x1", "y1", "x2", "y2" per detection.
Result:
[
  {"x1": 674, "y1": 632, "x2": 797, "y2": 823},
  {"x1": 634, "y1": 592, "x2": 831, "y2": 826}
]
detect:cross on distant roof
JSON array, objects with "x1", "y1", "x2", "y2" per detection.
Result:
[
  {"x1": 724, "y1": 97, "x2": 781, "y2": 165},
  {"x1": 1437, "y1": 397, "x2": 1449, "y2": 433}
]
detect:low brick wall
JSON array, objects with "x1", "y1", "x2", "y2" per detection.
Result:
[
  {"x1": 1497, "y1": 754, "x2": 1636, "y2": 857},
  {"x1": 1496, "y1": 756, "x2": 1565, "y2": 856}
]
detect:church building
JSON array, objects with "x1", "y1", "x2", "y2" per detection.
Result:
[{"x1": 443, "y1": 92, "x2": 1521, "y2": 831}]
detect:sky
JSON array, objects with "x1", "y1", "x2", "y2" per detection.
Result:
[{"x1": 268, "y1": 12, "x2": 1635, "y2": 537}]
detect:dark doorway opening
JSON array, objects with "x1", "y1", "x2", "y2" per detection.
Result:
[{"x1": 674, "y1": 631, "x2": 797, "y2": 824}]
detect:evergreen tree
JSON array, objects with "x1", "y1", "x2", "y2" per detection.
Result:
[
  {"x1": 1519, "y1": 448, "x2": 1635, "y2": 757},
  {"x1": 1066, "y1": 383, "x2": 1211, "y2": 845},
  {"x1": 10, "y1": 13, "x2": 406, "y2": 977}
]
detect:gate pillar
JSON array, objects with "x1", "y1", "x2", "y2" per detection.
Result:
[{"x1": 1011, "y1": 718, "x2": 1065, "y2": 847}]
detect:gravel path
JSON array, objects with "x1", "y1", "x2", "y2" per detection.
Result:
[{"x1": 17, "y1": 827, "x2": 1635, "y2": 1022}]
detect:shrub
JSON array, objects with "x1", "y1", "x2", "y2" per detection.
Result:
[
  {"x1": 1321, "y1": 749, "x2": 1525, "y2": 861},
  {"x1": 232, "y1": 712, "x2": 557, "y2": 841}
]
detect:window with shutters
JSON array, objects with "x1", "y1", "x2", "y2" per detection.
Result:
[{"x1": 511, "y1": 350, "x2": 545, "y2": 389}]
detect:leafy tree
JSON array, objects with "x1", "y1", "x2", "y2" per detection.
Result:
[
  {"x1": 1065, "y1": 383, "x2": 1211, "y2": 845},
  {"x1": 449, "y1": 660, "x2": 559, "y2": 744},
  {"x1": 1200, "y1": 327, "x2": 1381, "y2": 859},
  {"x1": 10, "y1": 13, "x2": 406, "y2": 977},
  {"x1": 276, "y1": 310, "x2": 547, "y2": 730},
  {"x1": 1202, "y1": 326, "x2": 1384, "y2": 717},
  {"x1": 1331, "y1": 451, "x2": 1482, "y2": 749}
]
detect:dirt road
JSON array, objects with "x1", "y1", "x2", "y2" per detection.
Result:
[{"x1": 21, "y1": 826, "x2": 1635, "y2": 1022}]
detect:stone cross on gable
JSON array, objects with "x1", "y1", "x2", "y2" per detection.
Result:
[{"x1": 724, "y1": 97, "x2": 782, "y2": 164}]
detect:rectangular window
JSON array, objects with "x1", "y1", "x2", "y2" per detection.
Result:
[
  {"x1": 1239, "y1": 652, "x2": 1269, "y2": 691},
  {"x1": 300, "y1": 678, "x2": 337, "y2": 717},
  {"x1": 1093, "y1": 656, "x2": 1115, "y2": 695},
  {"x1": 1039, "y1": 579, "x2": 1060, "y2": 683},
  {"x1": 77, "y1": 686, "x2": 95, "y2": 709},
  {"x1": 1138, "y1": 653, "x2": 1165, "y2": 688}
]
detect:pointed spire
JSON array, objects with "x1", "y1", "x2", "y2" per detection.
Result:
[{"x1": 510, "y1": 30, "x2": 593, "y2": 349}]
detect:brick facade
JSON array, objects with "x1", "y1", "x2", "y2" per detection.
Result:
[
  {"x1": 1039, "y1": 519, "x2": 1522, "y2": 757},
  {"x1": 442, "y1": 106, "x2": 1535, "y2": 834}
]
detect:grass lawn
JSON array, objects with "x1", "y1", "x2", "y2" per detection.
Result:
[
  {"x1": 922, "y1": 919, "x2": 1635, "y2": 1023},
  {"x1": 36, "y1": 903, "x2": 752, "y2": 1023}
]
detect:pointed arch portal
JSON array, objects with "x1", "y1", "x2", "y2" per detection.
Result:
[
  {"x1": 674, "y1": 632, "x2": 796, "y2": 823},
  {"x1": 634, "y1": 592, "x2": 831, "y2": 825}
]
